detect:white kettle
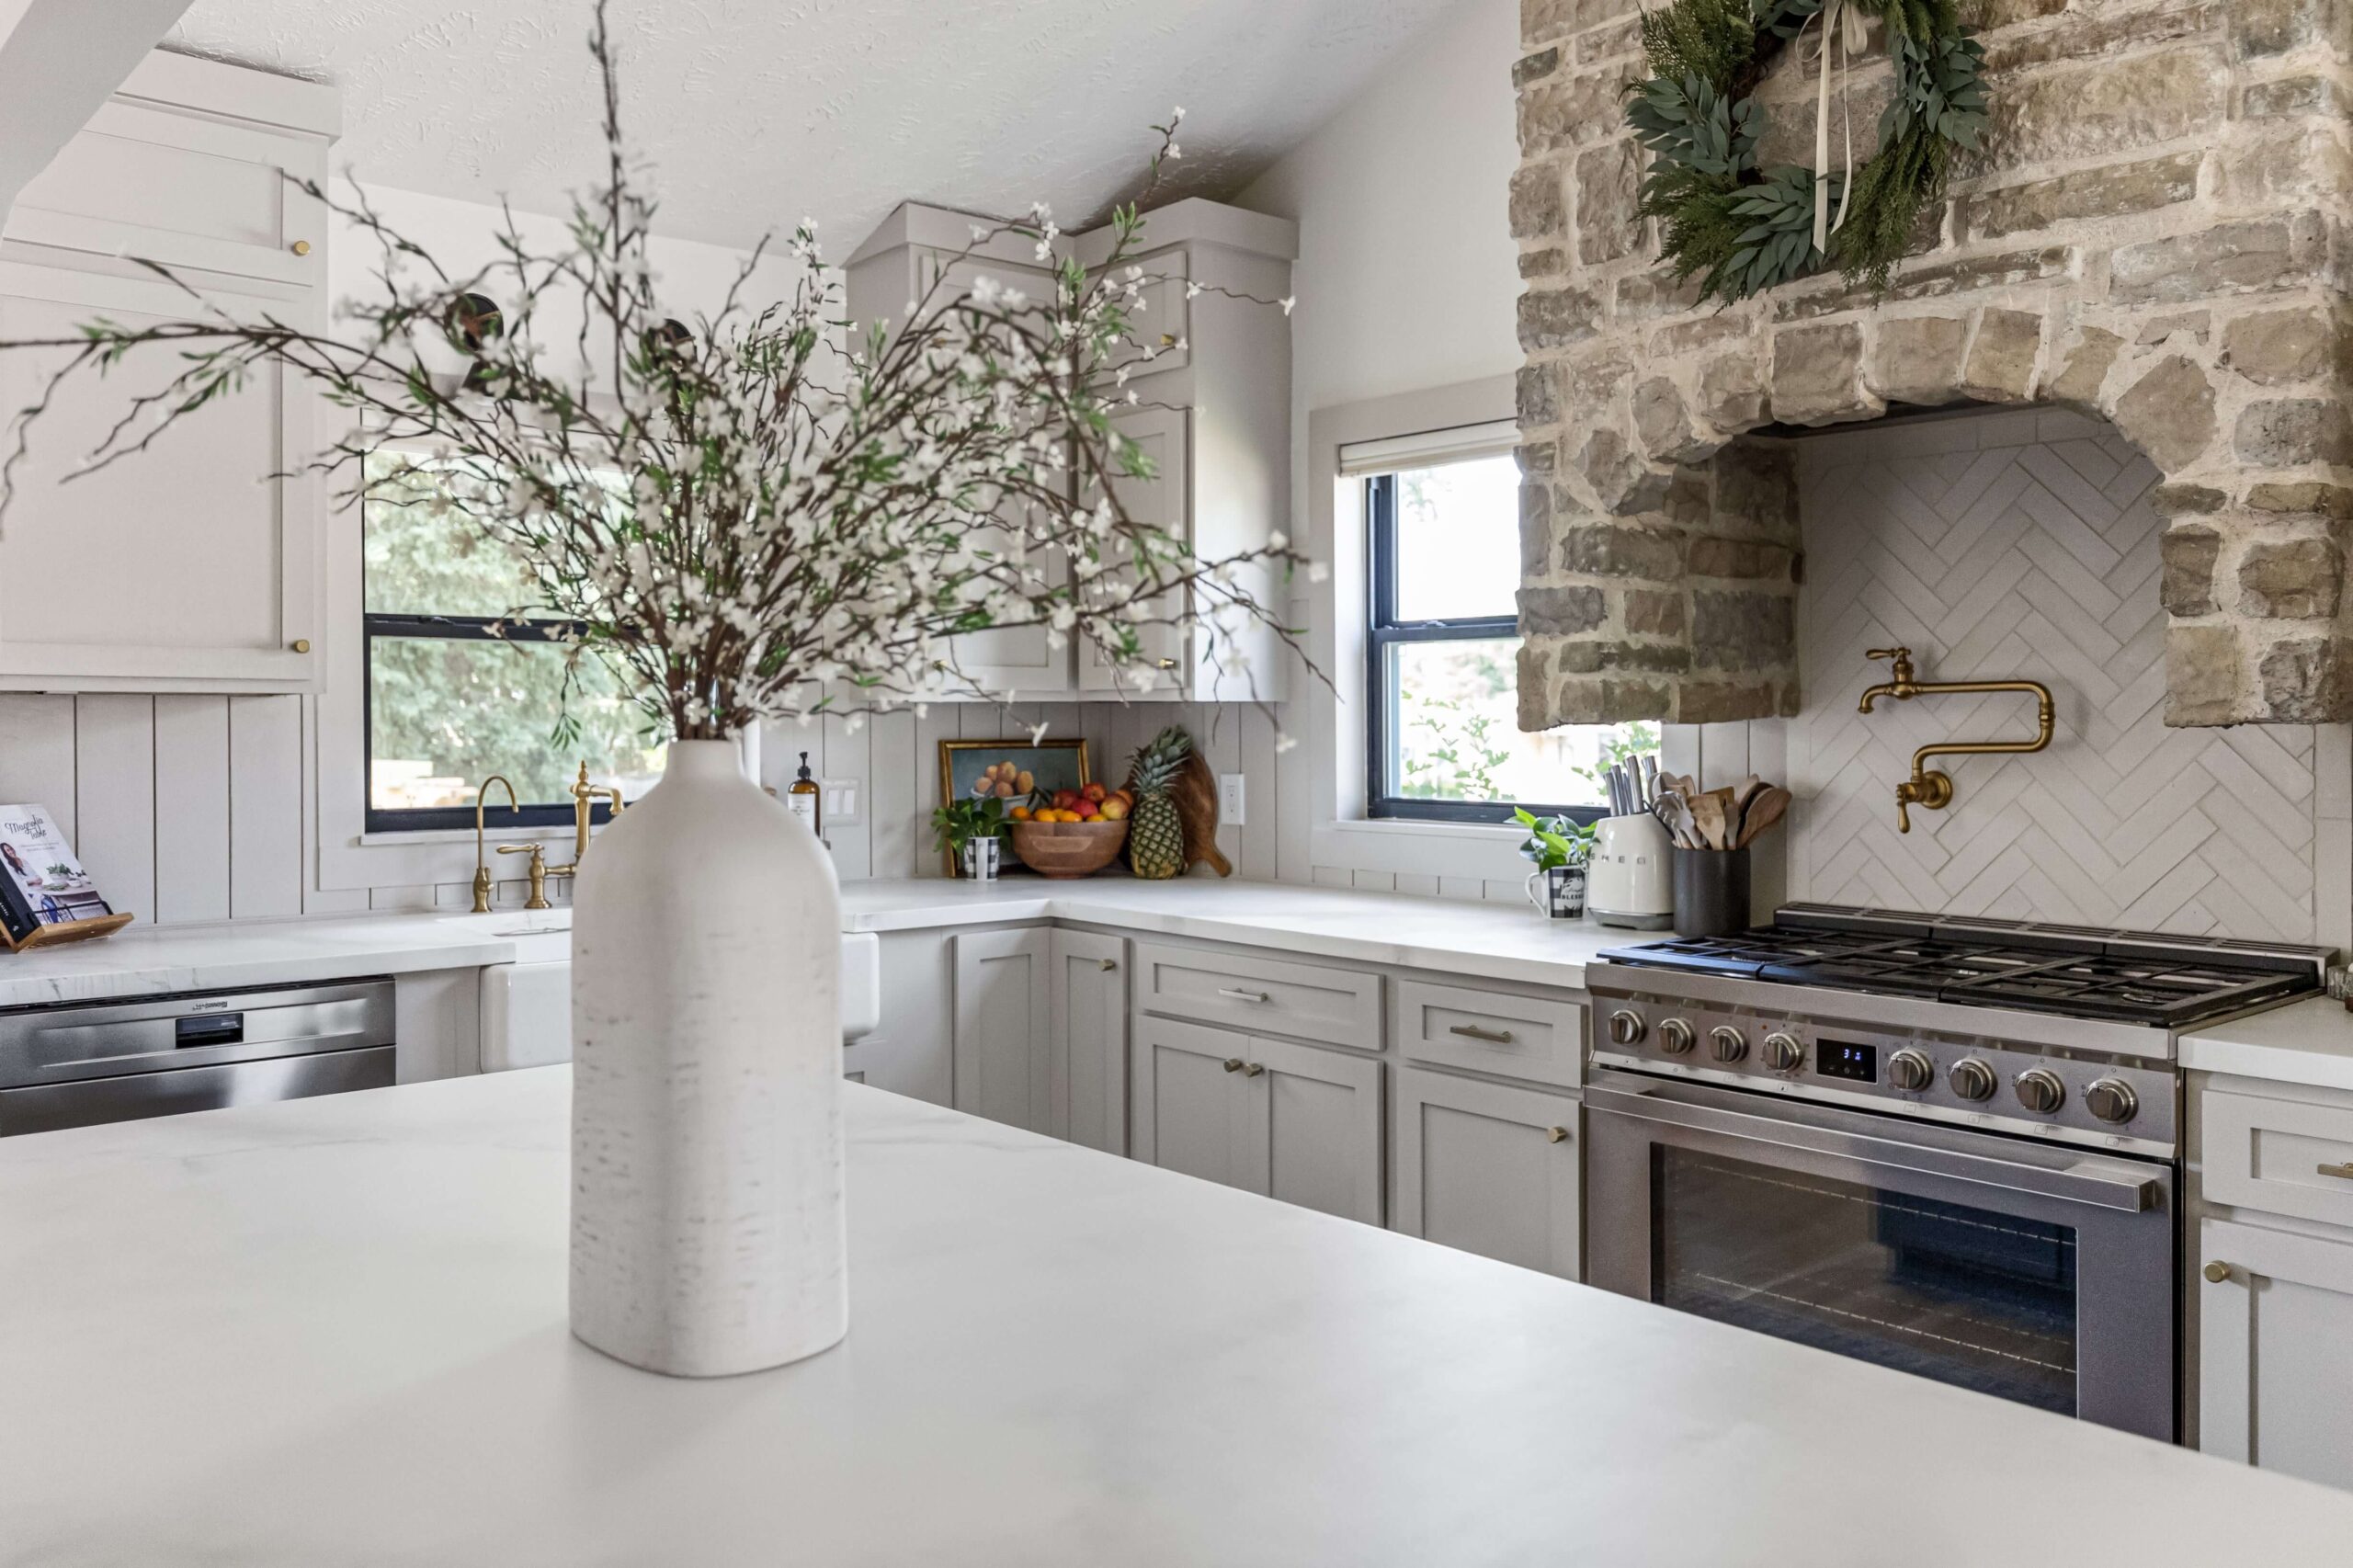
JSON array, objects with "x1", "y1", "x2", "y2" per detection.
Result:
[{"x1": 1587, "y1": 813, "x2": 1674, "y2": 929}]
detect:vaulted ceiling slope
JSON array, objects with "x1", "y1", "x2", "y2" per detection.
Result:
[{"x1": 164, "y1": 0, "x2": 1461, "y2": 251}]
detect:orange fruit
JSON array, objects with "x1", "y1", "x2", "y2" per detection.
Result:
[{"x1": 1009, "y1": 806, "x2": 1032, "y2": 821}]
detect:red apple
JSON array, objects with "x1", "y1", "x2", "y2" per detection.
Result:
[
  {"x1": 1074, "y1": 798, "x2": 1099, "y2": 819},
  {"x1": 1052, "y1": 789, "x2": 1080, "y2": 811},
  {"x1": 1081, "y1": 781, "x2": 1108, "y2": 804}
]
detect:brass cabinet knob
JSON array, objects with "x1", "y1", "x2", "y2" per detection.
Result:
[
  {"x1": 1097, "y1": 958, "x2": 1119, "y2": 971},
  {"x1": 1222, "y1": 1058, "x2": 1245, "y2": 1074},
  {"x1": 1154, "y1": 657, "x2": 1180, "y2": 670},
  {"x1": 1242, "y1": 1062, "x2": 1265, "y2": 1078},
  {"x1": 1547, "y1": 1126, "x2": 1570, "y2": 1144},
  {"x1": 290, "y1": 240, "x2": 312, "y2": 256},
  {"x1": 290, "y1": 638, "x2": 312, "y2": 653},
  {"x1": 2203, "y1": 1261, "x2": 2233, "y2": 1285}
]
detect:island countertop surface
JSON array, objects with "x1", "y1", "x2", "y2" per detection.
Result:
[{"x1": 2, "y1": 1070, "x2": 2347, "y2": 1567}]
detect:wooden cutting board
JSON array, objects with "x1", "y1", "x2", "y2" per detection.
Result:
[{"x1": 1173, "y1": 752, "x2": 1233, "y2": 877}]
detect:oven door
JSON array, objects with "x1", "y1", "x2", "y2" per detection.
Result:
[{"x1": 1585, "y1": 1068, "x2": 2177, "y2": 1441}]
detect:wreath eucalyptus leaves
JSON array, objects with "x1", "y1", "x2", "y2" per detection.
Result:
[{"x1": 1626, "y1": 0, "x2": 1987, "y2": 305}]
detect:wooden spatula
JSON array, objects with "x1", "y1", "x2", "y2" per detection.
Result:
[
  {"x1": 1734, "y1": 786, "x2": 1791, "y2": 848},
  {"x1": 1688, "y1": 791, "x2": 1727, "y2": 851}
]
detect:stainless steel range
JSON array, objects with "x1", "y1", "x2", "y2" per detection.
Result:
[{"x1": 1583, "y1": 903, "x2": 2332, "y2": 1443}]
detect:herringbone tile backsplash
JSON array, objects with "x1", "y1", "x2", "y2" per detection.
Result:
[{"x1": 1786, "y1": 409, "x2": 2339, "y2": 944}]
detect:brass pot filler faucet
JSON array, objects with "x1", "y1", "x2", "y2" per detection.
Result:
[
  {"x1": 472, "y1": 762, "x2": 626, "y2": 912},
  {"x1": 1858, "y1": 646, "x2": 2054, "y2": 833}
]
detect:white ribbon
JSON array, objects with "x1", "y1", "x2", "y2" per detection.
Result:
[{"x1": 1807, "y1": 0, "x2": 1867, "y2": 254}]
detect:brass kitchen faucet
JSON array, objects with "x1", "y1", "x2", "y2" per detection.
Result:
[
  {"x1": 475, "y1": 763, "x2": 625, "y2": 911},
  {"x1": 1858, "y1": 646, "x2": 2054, "y2": 833}
]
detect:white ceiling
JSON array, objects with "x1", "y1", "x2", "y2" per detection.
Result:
[{"x1": 163, "y1": 0, "x2": 1465, "y2": 252}]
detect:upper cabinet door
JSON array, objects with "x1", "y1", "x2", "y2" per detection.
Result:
[
  {"x1": 0, "y1": 268, "x2": 316, "y2": 690},
  {"x1": 1103, "y1": 246, "x2": 1189, "y2": 379},
  {"x1": 1078, "y1": 405, "x2": 1188, "y2": 699},
  {"x1": 0, "y1": 66, "x2": 329, "y2": 695},
  {"x1": 5, "y1": 100, "x2": 327, "y2": 306}
]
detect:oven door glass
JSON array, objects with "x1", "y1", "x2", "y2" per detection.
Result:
[{"x1": 1654, "y1": 1145, "x2": 2079, "y2": 1415}]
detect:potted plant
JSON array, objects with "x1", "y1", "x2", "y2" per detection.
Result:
[
  {"x1": 932, "y1": 795, "x2": 1009, "y2": 881},
  {"x1": 1514, "y1": 809, "x2": 1596, "y2": 919},
  {"x1": 0, "y1": 1, "x2": 1315, "y2": 1379}
]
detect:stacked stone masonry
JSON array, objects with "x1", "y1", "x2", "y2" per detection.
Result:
[{"x1": 1513, "y1": 0, "x2": 2353, "y2": 725}]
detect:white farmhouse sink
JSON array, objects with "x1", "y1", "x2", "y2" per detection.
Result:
[{"x1": 450, "y1": 915, "x2": 880, "y2": 1072}]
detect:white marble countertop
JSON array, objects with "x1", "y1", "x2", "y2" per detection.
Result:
[
  {"x1": 0, "y1": 878, "x2": 1620, "y2": 1009},
  {"x1": 2182, "y1": 996, "x2": 2353, "y2": 1093},
  {"x1": 842, "y1": 876, "x2": 1624, "y2": 987},
  {"x1": 0, "y1": 1070, "x2": 2344, "y2": 1565}
]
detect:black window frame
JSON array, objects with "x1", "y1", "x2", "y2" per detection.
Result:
[
  {"x1": 362, "y1": 611, "x2": 625, "y2": 835},
  {"x1": 1364, "y1": 470, "x2": 1601, "y2": 827}
]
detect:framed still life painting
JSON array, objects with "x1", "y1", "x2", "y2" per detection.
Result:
[{"x1": 938, "y1": 738, "x2": 1091, "y2": 875}]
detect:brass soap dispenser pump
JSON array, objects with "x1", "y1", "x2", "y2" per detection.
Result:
[{"x1": 1858, "y1": 645, "x2": 2054, "y2": 833}]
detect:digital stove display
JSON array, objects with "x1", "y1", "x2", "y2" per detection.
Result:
[{"x1": 1817, "y1": 1040, "x2": 1877, "y2": 1083}]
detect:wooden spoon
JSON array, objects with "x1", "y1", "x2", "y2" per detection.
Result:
[
  {"x1": 1734, "y1": 786, "x2": 1791, "y2": 848},
  {"x1": 1688, "y1": 791, "x2": 1727, "y2": 852}
]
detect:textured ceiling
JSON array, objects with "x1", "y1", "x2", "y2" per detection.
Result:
[{"x1": 164, "y1": 0, "x2": 1464, "y2": 250}]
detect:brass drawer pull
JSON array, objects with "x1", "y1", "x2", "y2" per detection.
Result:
[
  {"x1": 1449, "y1": 1023, "x2": 1516, "y2": 1045},
  {"x1": 1222, "y1": 1058, "x2": 1245, "y2": 1074},
  {"x1": 1547, "y1": 1125, "x2": 1569, "y2": 1144},
  {"x1": 1098, "y1": 958, "x2": 1119, "y2": 971},
  {"x1": 1217, "y1": 987, "x2": 1269, "y2": 1004},
  {"x1": 1243, "y1": 1062, "x2": 1265, "y2": 1078},
  {"x1": 2204, "y1": 1261, "x2": 2234, "y2": 1285},
  {"x1": 2318, "y1": 1162, "x2": 2353, "y2": 1180}
]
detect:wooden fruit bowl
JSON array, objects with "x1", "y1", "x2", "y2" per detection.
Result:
[{"x1": 1009, "y1": 818, "x2": 1130, "y2": 879}]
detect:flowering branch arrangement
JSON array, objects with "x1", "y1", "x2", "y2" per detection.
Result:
[{"x1": 0, "y1": 0, "x2": 1317, "y2": 744}]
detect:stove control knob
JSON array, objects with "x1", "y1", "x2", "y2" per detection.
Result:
[
  {"x1": 1761, "y1": 1031, "x2": 1805, "y2": 1072},
  {"x1": 1657, "y1": 1017, "x2": 1696, "y2": 1056},
  {"x1": 1887, "y1": 1049, "x2": 1934, "y2": 1094},
  {"x1": 1949, "y1": 1059, "x2": 1998, "y2": 1103},
  {"x1": 1710, "y1": 1026, "x2": 1748, "y2": 1063},
  {"x1": 2015, "y1": 1068, "x2": 2067, "y2": 1118},
  {"x1": 1608, "y1": 1009, "x2": 1647, "y2": 1047},
  {"x1": 2085, "y1": 1078, "x2": 2139, "y2": 1125}
]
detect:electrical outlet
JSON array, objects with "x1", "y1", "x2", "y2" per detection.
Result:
[
  {"x1": 1219, "y1": 773, "x2": 1245, "y2": 826},
  {"x1": 822, "y1": 779, "x2": 860, "y2": 824}
]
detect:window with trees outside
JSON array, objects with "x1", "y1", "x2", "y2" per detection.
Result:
[
  {"x1": 1366, "y1": 446, "x2": 1652, "y2": 824},
  {"x1": 363, "y1": 452, "x2": 667, "y2": 832}
]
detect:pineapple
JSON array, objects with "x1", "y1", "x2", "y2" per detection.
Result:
[{"x1": 1125, "y1": 726, "x2": 1192, "y2": 880}]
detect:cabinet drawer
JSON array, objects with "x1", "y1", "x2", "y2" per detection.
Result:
[
  {"x1": 1392, "y1": 980, "x2": 1583, "y2": 1089},
  {"x1": 1132, "y1": 941, "x2": 1380, "y2": 1050},
  {"x1": 2204, "y1": 1087, "x2": 2353, "y2": 1231}
]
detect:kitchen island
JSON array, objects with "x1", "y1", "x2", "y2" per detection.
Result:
[{"x1": 3, "y1": 1070, "x2": 2347, "y2": 1566}]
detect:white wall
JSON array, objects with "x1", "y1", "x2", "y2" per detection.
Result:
[{"x1": 1236, "y1": 0, "x2": 1535, "y2": 896}]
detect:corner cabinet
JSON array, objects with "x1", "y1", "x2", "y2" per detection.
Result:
[
  {"x1": 847, "y1": 199, "x2": 1295, "y2": 704},
  {"x1": 952, "y1": 926, "x2": 1129, "y2": 1151},
  {"x1": 0, "y1": 53, "x2": 338, "y2": 693}
]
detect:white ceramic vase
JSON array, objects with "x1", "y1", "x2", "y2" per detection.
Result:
[{"x1": 569, "y1": 738, "x2": 847, "y2": 1377}]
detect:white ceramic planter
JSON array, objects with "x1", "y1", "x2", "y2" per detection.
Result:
[{"x1": 569, "y1": 739, "x2": 847, "y2": 1377}]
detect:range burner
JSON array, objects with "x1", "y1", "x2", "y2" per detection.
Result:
[{"x1": 1600, "y1": 905, "x2": 2329, "y2": 1028}]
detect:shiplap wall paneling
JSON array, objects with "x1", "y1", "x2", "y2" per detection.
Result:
[
  {"x1": 153, "y1": 695, "x2": 231, "y2": 924},
  {"x1": 227, "y1": 695, "x2": 304, "y2": 919},
  {"x1": 0, "y1": 693, "x2": 77, "y2": 839},
  {"x1": 73, "y1": 695, "x2": 157, "y2": 925}
]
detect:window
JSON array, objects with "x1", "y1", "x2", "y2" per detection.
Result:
[
  {"x1": 362, "y1": 453, "x2": 665, "y2": 832},
  {"x1": 1364, "y1": 446, "x2": 1651, "y2": 824}
]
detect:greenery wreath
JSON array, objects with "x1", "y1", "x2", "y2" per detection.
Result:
[{"x1": 1625, "y1": 0, "x2": 1987, "y2": 306}]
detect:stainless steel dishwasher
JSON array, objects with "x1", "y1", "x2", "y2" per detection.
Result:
[{"x1": 0, "y1": 980, "x2": 396, "y2": 1137}]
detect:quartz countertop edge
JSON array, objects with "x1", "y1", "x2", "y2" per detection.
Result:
[
  {"x1": 0, "y1": 879, "x2": 1627, "y2": 1009},
  {"x1": 2, "y1": 1068, "x2": 2346, "y2": 1564},
  {"x1": 2181, "y1": 996, "x2": 2353, "y2": 1094}
]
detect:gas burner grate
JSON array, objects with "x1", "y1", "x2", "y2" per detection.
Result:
[{"x1": 1599, "y1": 907, "x2": 2329, "y2": 1027}]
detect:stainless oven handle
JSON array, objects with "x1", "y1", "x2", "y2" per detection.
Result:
[{"x1": 1586, "y1": 1083, "x2": 2159, "y2": 1213}]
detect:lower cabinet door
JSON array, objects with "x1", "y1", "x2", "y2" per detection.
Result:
[
  {"x1": 1132, "y1": 1015, "x2": 1252, "y2": 1192},
  {"x1": 1392, "y1": 1066, "x2": 1579, "y2": 1280},
  {"x1": 1051, "y1": 929, "x2": 1128, "y2": 1155},
  {"x1": 2200, "y1": 1217, "x2": 2353, "y2": 1488},
  {"x1": 951, "y1": 929, "x2": 1053, "y2": 1136},
  {"x1": 1243, "y1": 1036, "x2": 1383, "y2": 1226}
]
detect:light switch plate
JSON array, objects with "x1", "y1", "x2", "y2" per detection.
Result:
[
  {"x1": 1219, "y1": 773, "x2": 1245, "y2": 825},
  {"x1": 821, "y1": 779, "x2": 860, "y2": 824}
]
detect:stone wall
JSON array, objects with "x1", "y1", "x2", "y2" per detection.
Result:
[{"x1": 1511, "y1": 0, "x2": 2353, "y2": 726}]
